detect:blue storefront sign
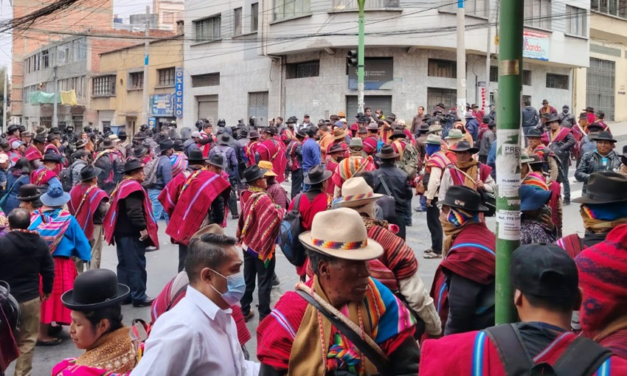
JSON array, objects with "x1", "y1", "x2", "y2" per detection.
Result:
[
  {"x1": 150, "y1": 94, "x2": 173, "y2": 117},
  {"x1": 174, "y1": 67, "x2": 184, "y2": 118},
  {"x1": 148, "y1": 117, "x2": 156, "y2": 129}
]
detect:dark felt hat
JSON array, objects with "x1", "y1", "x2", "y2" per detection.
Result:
[
  {"x1": 587, "y1": 123, "x2": 604, "y2": 132},
  {"x1": 329, "y1": 144, "x2": 345, "y2": 154},
  {"x1": 527, "y1": 128, "x2": 543, "y2": 138},
  {"x1": 7, "y1": 124, "x2": 19, "y2": 133},
  {"x1": 61, "y1": 269, "x2": 130, "y2": 311},
  {"x1": 159, "y1": 139, "x2": 174, "y2": 152},
  {"x1": 102, "y1": 139, "x2": 114, "y2": 148},
  {"x1": 452, "y1": 140, "x2": 479, "y2": 154},
  {"x1": 75, "y1": 140, "x2": 87, "y2": 149},
  {"x1": 173, "y1": 139, "x2": 184, "y2": 152},
  {"x1": 590, "y1": 131, "x2": 616, "y2": 143},
  {"x1": 42, "y1": 153, "x2": 62, "y2": 163},
  {"x1": 206, "y1": 153, "x2": 225, "y2": 169},
  {"x1": 572, "y1": 172, "x2": 627, "y2": 204},
  {"x1": 511, "y1": 244, "x2": 578, "y2": 298},
  {"x1": 133, "y1": 146, "x2": 147, "y2": 158},
  {"x1": 376, "y1": 145, "x2": 399, "y2": 159},
  {"x1": 263, "y1": 127, "x2": 277, "y2": 136},
  {"x1": 242, "y1": 165, "x2": 267, "y2": 184},
  {"x1": 219, "y1": 133, "x2": 231, "y2": 146},
  {"x1": 389, "y1": 130, "x2": 406, "y2": 140},
  {"x1": 296, "y1": 129, "x2": 307, "y2": 138},
  {"x1": 546, "y1": 114, "x2": 560, "y2": 124},
  {"x1": 248, "y1": 130, "x2": 260, "y2": 139},
  {"x1": 134, "y1": 132, "x2": 147, "y2": 140},
  {"x1": 304, "y1": 165, "x2": 332, "y2": 185},
  {"x1": 187, "y1": 149, "x2": 206, "y2": 163},
  {"x1": 124, "y1": 159, "x2": 144, "y2": 174},
  {"x1": 16, "y1": 184, "x2": 40, "y2": 201},
  {"x1": 441, "y1": 185, "x2": 489, "y2": 212},
  {"x1": 33, "y1": 134, "x2": 46, "y2": 144},
  {"x1": 80, "y1": 165, "x2": 102, "y2": 181}
]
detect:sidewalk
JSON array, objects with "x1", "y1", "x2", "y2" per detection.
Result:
[{"x1": 609, "y1": 121, "x2": 627, "y2": 141}]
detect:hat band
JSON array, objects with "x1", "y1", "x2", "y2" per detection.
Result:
[
  {"x1": 342, "y1": 192, "x2": 374, "y2": 202},
  {"x1": 312, "y1": 238, "x2": 368, "y2": 250}
]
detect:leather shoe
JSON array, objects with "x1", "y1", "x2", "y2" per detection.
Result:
[{"x1": 133, "y1": 297, "x2": 155, "y2": 307}]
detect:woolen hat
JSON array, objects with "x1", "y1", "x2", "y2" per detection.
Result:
[
  {"x1": 258, "y1": 160, "x2": 277, "y2": 177},
  {"x1": 389, "y1": 130, "x2": 406, "y2": 140},
  {"x1": 207, "y1": 153, "x2": 225, "y2": 169},
  {"x1": 425, "y1": 134, "x2": 441, "y2": 145},
  {"x1": 333, "y1": 128, "x2": 346, "y2": 140},
  {"x1": 242, "y1": 165, "x2": 267, "y2": 183},
  {"x1": 441, "y1": 185, "x2": 488, "y2": 212},
  {"x1": 248, "y1": 130, "x2": 260, "y2": 139},
  {"x1": 16, "y1": 184, "x2": 40, "y2": 201},
  {"x1": 520, "y1": 185, "x2": 552, "y2": 212},
  {"x1": 61, "y1": 269, "x2": 130, "y2": 311},
  {"x1": 572, "y1": 172, "x2": 627, "y2": 204},
  {"x1": 299, "y1": 207, "x2": 383, "y2": 261},
  {"x1": 304, "y1": 165, "x2": 332, "y2": 185},
  {"x1": 159, "y1": 139, "x2": 174, "y2": 152},
  {"x1": 124, "y1": 159, "x2": 144, "y2": 174},
  {"x1": 80, "y1": 165, "x2": 102, "y2": 182},
  {"x1": 187, "y1": 149, "x2": 206, "y2": 163},
  {"x1": 40, "y1": 182, "x2": 70, "y2": 207},
  {"x1": 590, "y1": 131, "x2": 616, "y2": 143},
  {"x1": 349, "y1": 138, "x2": 364, "y2": 149},
  {"x1": 42, "y1": 153, "x2": 62, "y2": 163},
  {"x1": 511, "y1": 244, "x2": 579, "y2": 299},
  {"x1": 445, "y1": 129, "x2": 463, "y2": 140},
  {"x1": 452, "y1": 140, "x2": 479, "y2": 154},
  {"x1": 334, "y1": 177, "x2": 383, "y2": 208},
  {"x1": 375, "y1": 145, "x2": 399, "y2": 160}
]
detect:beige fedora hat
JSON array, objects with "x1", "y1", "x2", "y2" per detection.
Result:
[
  {"x1": 333, "y1": 177, "x2": 382, "y2": 208},
  {"x1": 191, "y1": 223, "x2": 224, "y2": 239},
  {"x1": 299, "y1": 208, "x2": 383, "y2": 261}
]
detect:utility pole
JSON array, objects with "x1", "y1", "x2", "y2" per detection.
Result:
[
  {"x1": 142, "y1": 5, "x2": 150, "y2": 126},
  {"x1": 357, "y1": 0, "x2": 365, "y2": 114},
  {"x1": 484, "y1": 0, "x2": 491, "y2": 110},
  {"x1": 495, "y1": 0, "x2": 524, "y2": 325},
  {"x1": 3, "y1": 68, "x2": 7, "y2": 131},
  {"x1": 456, "y1": 0, "x2": 466, "y2": 119},
  {"x1": 52, "y1": 65, "x2": 58, "y2": 128}
]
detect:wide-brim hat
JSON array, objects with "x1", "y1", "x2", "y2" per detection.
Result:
[
  {"x1": 242, "y1": 165, "x2": 267, "y2": 183},
  {"x1": 80, "y1": 165, "x2": 102, "y2": 181},
  {"x1": 572, "y1": 172, "x2": 627, "y2": 204},
  {"x1": 219, "y1": 134, "x2": 231, "y2": 146},
  {"x1": 40, "y1": 184, "x2": 71, "y2": 207},
  {"x1": 258, "y1": 161, "x2": 277, "y2": 177},
  {"x1": 159, "y1": 139, "x2": 174, "y2": 152},
  {"x1": 445, "y1": 129, "x2": 463, "y2": 140},
  {"x1": 546, "y1": 114, "x2": 561, "y2": 124},
  {"x1": 187, "y1": 149, "x2": 206, "y2": 163},
  {"x1": 590, "y1": 131, "x2": 616, "y2": 143},
  {"x1": 329, "y1": 144, "x2": 345, "y2": 155},
  {"x1": 520, "y1": 185, "x2": 552, "y2": 211},
  {"x1": 124, "y1": 159, "x2": 144, "y2": 173},
  {"x1": 428, "y1": 125, "x2": 443, "y2": 134},
  {"x1": 304, "y1": 165, "x2": 332, "y2": 185},
  {"x1": 102, "y1": 139, "x2": 114, "y2": 148},
  {"x1": 349, "y1": 138, "x2": 364, "y2": 149},
  {"x1": 249, "y1": 130, "x2": 260, "y2": 139},
  {"x1": 296, "y1": 129, "x2": 307, "y2": 138},
  {"x1": 520, "y1": 153, "x2": 535, "y2": 164},
  {"x1": 587, "y1": 123, "x2": 604, "y2": 132},
  {"x1": 441, "y1": 185, "x2": 489, "y2": 212},
  {"x1": 375, "y1": 145, "x2": 399, "y2": 159},
  {"x1": 334, "y1": 177, "x2": 383, "y2": 208},
  {"x1": 426, "y1": 134, "x2": 441, "y2": 145},
  {"x1": 75, "y1": 140, "x2": 87, "y2": 149},
  {"x1": 419, "y1": 123, "x2": 430, "y2": 132},
  {"x1": 333, "y1": 129, "x2": 346, "y2": 140},
  {"x1": 134, "y1": 132, "x2": 147, "y2": 140},
  {"x1": 16, "y1": 184, "x2": 41, "y2": 201},
  {"x1": 452, "y1": 140, "x2": 479, "y2": 154},
  {"x1": 299, "y1": 208, "x2": 383, "y2": 261},
  {"x1": 42, "y1": 153, "x2": 62, "y2": 163},
  {"x1": 526, "y1": 128, "x2": 543, "y2": 138},
  {"x1": 389, "y1": 130, "x2": 406, "y2": 140},
  {"x1": 367, "y1": 124, "x2": 379, "y2": 131},
  {"x1": 61, "y1": 269, "x2": 130, "y2": 311},
  {"x1": 206, "y1": 153, "x2": 225, "y2": 169}
]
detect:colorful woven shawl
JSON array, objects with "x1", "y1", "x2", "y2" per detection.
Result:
[
  {"x1": 331, "y1": 156, "x2": 376, "y2": 187},
  {"x1": 239, "y1": 190, "x2": 284, "y2": 264},
  {"x1": 522, "y1": 171, "x2": 549, "y2": 191},
  {"x1": 30, "y1": 208, "x2": 72, "y2": 254},
  {"x1": 169, "y1": 152, "x2": 188, "y2": 178}
]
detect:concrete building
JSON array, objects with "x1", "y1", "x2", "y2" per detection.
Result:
[
  {"x1": 114, "y1": 14, "x2": 160, "y2": 32},
  {"x1": 573, "y1": 4, "x2": 627, "y2": 122},
  {"x1": 183, "y1": 0, "x2": 590, "y2": 128},
  {"x1": 154, "y1": 0, "x2": 184, "y2": 30},
  {"x1": 91, "y1": 32, "x2": 184, "y2": 136}
]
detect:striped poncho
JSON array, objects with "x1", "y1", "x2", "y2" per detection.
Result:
[{"x1": 237, "y1": 189, "x2": 285, "y2": 264}]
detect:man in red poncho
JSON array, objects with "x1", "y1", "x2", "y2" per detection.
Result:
[
  {"x1": 24, "y1": 134, "x2": 45, "y2": 168},
  {"x1": 159, "y1": 150, "x2": 231, "y2": 273},
  {"x1": 68, "y1": 165, "x2": 109, "y2": 271},
  {"x1": 256, "y1": 127, "x2": 287, "y2": 183},
  {"x1": 30, "y1": 153, "x2": 62, "y2": 192}
]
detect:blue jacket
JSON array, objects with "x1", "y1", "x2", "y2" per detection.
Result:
[
  {"x1": 465, "y1": 118, "x2": 479, "y2": 142},
  {"x1": 1, "y1": 173, "x2": 29, "y2": 214},
  {"x1": 29, "y1": 209, "x2": 91, "y2": 261},
  {"x1": 302, "y1": 138, "x2": 321, "y2": 173},
  {"x1": 154, "y1": 155, "x2": 173, "y2": 190},
  {"x1": 210, "y1": 145, "x2": 239, "y2": 180},
  {"x1": 487, "y1": 141, "x2": 497, "y2": 179}
]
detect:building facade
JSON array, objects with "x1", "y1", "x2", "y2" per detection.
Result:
[
  {"x1": 91, "y1": 35, "x2": 184, "y2": 136},
  {"x1": 154, "y1": 0, "x2": 184, "y2": 30},
  {"x1": 183, "y1": 0, "x2": 590, "y2": 128}
]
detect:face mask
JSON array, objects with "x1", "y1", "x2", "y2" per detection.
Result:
[{"x1": 209, "y1": 269, "x2": 245, "y2": 306}]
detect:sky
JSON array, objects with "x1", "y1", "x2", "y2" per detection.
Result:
[{"x1": 0, "y1": 0, "x2": 153, "y2": 74}]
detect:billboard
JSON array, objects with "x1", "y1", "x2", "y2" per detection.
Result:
[
  {"x1": 523, "y1": 30, "x2": 550, "y2": 61},
  {"x1": 348, "y1": 58, "x2": 394, "y2": 90},
  {"x1": 150, "y1": 94, "x2": 173, "y2": 117}
]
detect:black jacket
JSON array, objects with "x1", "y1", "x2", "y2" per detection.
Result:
[
  {"x1": 444, "y1": 273, "x2": 495, "y2": 336},
  {"x1": 114, "y1": 191, "x2": 147, "y2": 237},
  {"x1": 373, "y1": 162, "x2": 412, "y2": 215},
  {"x1": 548, "y1": 131, "x2": 576, "y2": 162},
  {"x1": 575, "y1": 150, "x2": 621, "y2": 193},
  {"x1": 0, "y1": 231, "x2": 54, "y2": 303}
]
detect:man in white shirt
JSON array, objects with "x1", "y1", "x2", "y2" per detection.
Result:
[{"x1": 131, "y1": 233, "x2": 260, "y2": 376}]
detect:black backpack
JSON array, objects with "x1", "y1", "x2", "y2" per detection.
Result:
[
  {"x1": 484, "y1": 324, "x2": 611, "y2": 376},
  {"x1": 278, "y1": 194, "x2": 307, "y2": 267},
  {"x1": 59, "y1": 167, "x2": 73, "y2": 192}
]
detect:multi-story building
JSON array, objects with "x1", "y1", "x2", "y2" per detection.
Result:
[
  {"x1": 91, "y1": 26, "x2": 183, "y2": 136},
  {"x1": 573, "y1": 2, "x2": 627, "y2": 121},
  {"x1": 182, "y1": 0, "x2": 590, "y2": 127},
  {"x1": 154, "y1": 0, "x2": 184, "y2": 30}
]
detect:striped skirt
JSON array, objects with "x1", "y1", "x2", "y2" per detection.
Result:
[{"x1": 40, "y1": 257, "x2": 77, "y2": 325}]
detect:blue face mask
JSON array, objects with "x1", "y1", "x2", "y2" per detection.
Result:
[{"x1": 209, "y1": 269, "x2": 246, "y2": 306}]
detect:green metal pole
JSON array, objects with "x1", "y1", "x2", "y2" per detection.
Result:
[
  {"x1": 357, "y1": 0, "x2": 365, "y2": 114},
  {"x1": 495, "y1": 0, "x2": 524, "y2": 325}
]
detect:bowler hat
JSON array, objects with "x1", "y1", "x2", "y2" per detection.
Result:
[
  {"x1": 527, "y1": 128, "x2": 543, "y2": 138},
  {"x1": 546, "y1": 114, "x2": 560, "y2": 124},
  {"x1": 304, "y1": 165, "x2": 332, "y2": 185},
  {"x1": 61, "y1": 269, "x2": 130, "y2": 311},
  {"x1": 590, "y1": 131, "x2": 616, "y2": 143},
  {"x1": 367, "y1": 123, "x2": 379, "y2": 131},
  {"x1": 572, "y1": 172, "x2": 627, "y2": 204},
  {"x1": 187, "y1": 149, "x2": 206, "y2": 163},
  {"x1": 42, "y1": 153, "x2": 62, "y2": 163},
  {"x1": 329, "y1": 144, "x2": 344, "y2": 154},
  {"x1": 520, "y1": 185, "x2": 552, "y2": 211},
  {"x1": 296, "y1": 129, "x2": 307, "y2": 138},
  {"x1": 16, "y1": 184, "x2": 41, "y2": 201},
  {"x1": 242, "y1": 165, "x2": 267, "y2": 184},
  {"x1": 102, "y1": 139, "x2": 114, "y2": 148},
  {"x1": 80, "y1": 165, "x2": 102, "y2": 182},
  {"x1": 219, "y1": 133, "x2": 231, "y2": 146},
  {"x1": 207, "y1": 153, "x2": 225, "y2": 169},
  {"x1": 40, "y1": 182, "x2": 70, "y2": 207},
  {"x1": 452, "y1": 140, "x2": 479, "y2": 154},
  {"x1": 159, "y1": 139, "x2": 174, "y2": 152},
  {"x1": 441, "y1": 185, "x2": 488, "y2": 212},
  {"x1": 33, "y1": 134, "x2": 46, "y2": 144},
  {"x1": 376, "y1": 145, "x2": 399, "y2": 160},
  {"x1": 133, "y1": 146, "x2": 147, "y2": 158},
  {"x1": 587, "y1": 123, "x2": 604, "y2": 132},
  {"x1": 389, "y1": 130, "x2": 406, "y2": 140},
  {"x1": 249, "y1": 130, "x2": 260, "y2": 139},
  {"x1": 124, "y1": 159, "x2": 144, "y2": 174}
]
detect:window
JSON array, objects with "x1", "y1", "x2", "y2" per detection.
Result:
[
  {"x1": 566, "y1": 6, "x2": 587, "y2": 37},
  {"x1": 333, "y1": 0, "x2": 400, "y2": 10},
  {"x1": 102, "y1": 121, "x2": 111, "y2": 128},
  {"x1": 93, "y1": 75, "x2": 116, "y2": 96},
  {"x1": 427, "y1": 88, "x2": 457, "y2": 111},
  {"x1": 592, "y1": 0, "x2": 627, "y2": 19},
  {"x1": 523, "y1": 70, "x2": 532, "y2": 86},
  {"x1": 490, "y1": 67, "x2": 531, "y2": 85},
  {"x1": 428, "y1": 59, "x2": 456, "y2": 78},
  {"x1": 524, "y1": 0, "x2": 551, "y2": 30},
  {"x1": 191, "y1": 73, "x2": 220, "y2": 87},
  {"x1": 128, "y1": 72, "x2": 144, "y2": 90},
  {"x1": 163, "y1": 12, "x2": 174, "y2": 24},
  {"x1": 274, "y1": 0, "x2": 310, "y2": 21},
  {"x1": 194, "y1": 16, "x2": 221, "y2": 43},
  {"x1": 234, "y1": 8, "x2": 242, "y2": 35},
  {"x1": 287, "y1": 60, "x2": 320, "y2": 79},
  {"x1": 442, "y1": 0, "x2": 487, "y2": 17},
  {"x1": 42, "y1": 50, "x2": 49, "y2": 68},
  {"x1": 251, "y1": 3, "x2": 259, "y2": 32},
  {"x1": 546, "y1": 73, "x2": 569, "y2": 89},
  {"x1": 158, "y1": 68, "x2": 176, "y2": 86}
]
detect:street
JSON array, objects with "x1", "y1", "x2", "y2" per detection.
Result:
[{"x1": 7, "y1": 137, "x2": 627, "y2": 375}]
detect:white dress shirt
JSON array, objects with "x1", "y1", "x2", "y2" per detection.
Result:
[{"x1": 131, "y1": 286, "x2": 259, "y2": 376}]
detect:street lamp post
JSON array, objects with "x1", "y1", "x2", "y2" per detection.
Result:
[{"x1": 357, "y1": 0, "x2": 366, "y2": 114}]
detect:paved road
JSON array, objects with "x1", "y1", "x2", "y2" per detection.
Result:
[{"x1": 8, "y1": 138, "x2": 625, "y2": 376}]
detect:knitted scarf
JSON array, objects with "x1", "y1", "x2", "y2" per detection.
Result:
[
  {"x1": 522, "y1": 171, "x2": 549, "y2": 191},
  {"x1": 440, "y1": 207, "x2": 479, "y2": 256},
  {"x1": 580, "y1": 203, "x2": 627, "y2": 233},
  {"x1": 453, "y1": 160, "x2": 479, "y2": 189}
]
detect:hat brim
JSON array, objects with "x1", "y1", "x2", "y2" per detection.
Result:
[
  {"x1": 334, "y1": 193, "x2": 383, "y2": 208},
  {"x1": 303, "y1": 170, "x2": 333, "y2": 185},
  {"x1": 521, "y1": 190, "x2": 552, "y2": 211},
  {"x1": 61, "y1": 284, "x2": 130, "y2": 311},
  {"x1": 81, "y1": 168, "x2": 102, "y2": 181},
  {"x1": 264, "y1": 170, "x2": 278, "y2": 177},
  {"x1": 452, "y1": 147, "x2": 480, "y2": 154},
  {"x1": 441, "y1": 198, "x2": 489, "y2": 212},
  {"x1": 572, "y1": 195, "x2": 627, "y2": 204},
  {"x1": 242, "y1": 169, "x2": 268, "y2": 183},
  {"x1": 124, "y1": 166, "x2": 144, "y2": 174},
  {"x1": 40, "y1": 192, "x2": 71, "y2": 207},
  {"x1": 590, "y1": 137, "x2": 617, "y2": 143},
  {"x1": 334, "y1": 133, "x2": 346, "y2": 141},
  {"x1": 298, "y1": 231, "x2": 383, "y2": 261},
  {"x1": 16, "y1": 194, "x2": 41, "y2": 201},
  {"x1": 375, "y1": 152, "x2": 399, "y2": 159},
  {"x1": 390, "y1": 134, "x2": 406, "y2": 140}
]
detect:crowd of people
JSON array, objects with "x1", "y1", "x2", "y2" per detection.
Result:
[{"x1": 0, "y1": 99, "x2": 626, "y2": 376}]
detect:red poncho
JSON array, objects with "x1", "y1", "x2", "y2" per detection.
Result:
[
  {"x1": 257, "y1": 138, "x2": 287, "y2": 183},
  {"x1": 68, "y1": 184, "x2": 108, "y2": 240},
  {"x1": 30, "y1": 167, "x2": 57, "y2": 186}
]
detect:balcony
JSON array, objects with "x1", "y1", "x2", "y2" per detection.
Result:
[{"x1": 332, "y1": 0, "x2": 400, "y2": 11}]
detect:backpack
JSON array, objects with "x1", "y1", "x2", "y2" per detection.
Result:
[
  {"x1": 394, "y1": 140, "x2": 419, "y2": 179},
  {"x1": 278, "y1": 194, "x2": 307, "y2": 267},
  {"x1": 94, "y1": 152, "x2": 114, "y2": 185},
  {"x1": 0, "y1": 281, "x2": 20, "y2": 371},
  {"x1": 59, "y1": 167, "x2": 73, "y2": 192},
  {"x1": 212, "y1": 146, "x2": 229, "y2": 170},
  {"x1": 483, "y1": 324, "x2": 612, "y2": 376},
  {"x1": 142, "y1": 157, "x2": 162, "y2": 189}
]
